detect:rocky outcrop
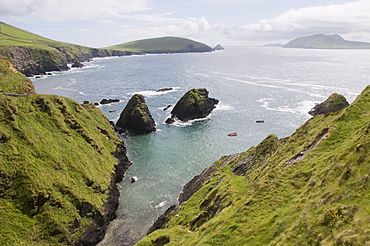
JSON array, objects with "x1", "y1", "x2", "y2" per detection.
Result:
[
  {"x1": 166, "y1": 88, "x2": 219, "y2": 123},
  {"x1": 214, "y1": 44, "x2": 225, "y2": 50},
  {"x1": 308, "y1": 93, "x2": 349, "y2": 116},
  {"x1": 116, "y1": 94, "x2": 156, "y2": 133},
  {"x1": 72, "y1": 60, "x2": 85, "y2": 68}
]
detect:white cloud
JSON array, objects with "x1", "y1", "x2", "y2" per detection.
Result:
[
  {"x1": 244, "y1": 0, "x2": 370, "y2": 36},
  {"x1": 0, "y1": 0, "x2": 151, "y2": 21}
]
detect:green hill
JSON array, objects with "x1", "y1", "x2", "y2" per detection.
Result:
[
  {"x1": 137, "y1": 86, "x2": 370, "y2": 245},
  {"x1": 0, "y1": 22, "x2": 129, "y2": 76},
  {"x1": 106, "y1": 36, "x2": 214, "y2": 53},
  {"x1": 0, "y1": 56, "x2": 131, "y2": 245},
  {"x1": 284, "y1": 34, "x2": 370, "y2": 49}
]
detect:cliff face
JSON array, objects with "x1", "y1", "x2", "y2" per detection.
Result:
[
  {"x1": 0, "y1": 45, "x2": 131, "y2": 77},
  {"x1": 308, "y1": 93, "x2": 349, "y2": 116},
  {"x1": 138, "y1": 86, "x2": 370, "y2": 246},
  {"x1": 0, "y1": 60, "x2": 132, "y2": 245}
]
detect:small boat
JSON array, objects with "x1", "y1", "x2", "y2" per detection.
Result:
[{"x1": 228, "y1": 132, "x2": 238, "y2": 136}]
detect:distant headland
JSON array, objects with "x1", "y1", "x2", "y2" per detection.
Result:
[{"x1": 284, "y1": 34, "x2": 370, "y2": 49}]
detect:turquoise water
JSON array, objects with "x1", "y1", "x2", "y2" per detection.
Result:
[{"x1": 32, "y1": 47, "x2": 370, "y2": 245}]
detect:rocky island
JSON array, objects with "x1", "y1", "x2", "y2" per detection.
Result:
[
  {"x1": 116, "y1": 94, "x2": 156, "y2": 134},
  {"x1": 165, "y1": 88, "x2": 219, "y2": 124}
]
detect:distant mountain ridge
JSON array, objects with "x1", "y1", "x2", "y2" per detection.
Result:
[
  {"x1": 284, "y1": 34, "x2": 370, "y2": 49},
  {"x1": 106, "y1": 36, "x2": 214, "y2": 54}
]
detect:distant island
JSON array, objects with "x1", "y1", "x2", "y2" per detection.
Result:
[
  {"x1": 284, "y1": 34, "x2": 370, "y2": 49},
  {"x1": 105, "y1": 36, "x2": 214, "y2": 54},
  {"x1": 263, "y1": 43, "x2": 284, "y2": 47}
]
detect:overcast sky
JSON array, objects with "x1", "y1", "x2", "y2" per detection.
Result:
[{"x1": 1, "y1": 0, "x2": 370, "y2": 48}]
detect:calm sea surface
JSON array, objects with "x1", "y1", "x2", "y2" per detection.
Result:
[{"x1": 32, "y1": 46, "x2": 370, "y2": 245}]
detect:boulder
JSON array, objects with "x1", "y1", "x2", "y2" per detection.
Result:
[
  {"x1": 100, "y1": 98, "x2": 120, "y2": 105},
  {"x1": 116, "y1": 94, "x2": 156, "y2": 133},
  {"x1": 72, "y1": 60, "x2": 85, "y2": 68},
  {"x1": 308, "y1": 93, "x2": 349, "y2": 116},
  {"x1": 166, "y1": 88, "x2": 219, "y2": 123}
]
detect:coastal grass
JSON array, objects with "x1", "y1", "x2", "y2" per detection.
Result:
[
  {"x1": 0, "y1": 56, "x2": 36, "y2": 94},
  {"x1": 136, "y1": 86, "x2": 370, "y2": 246},
  {"x1": 0, "y1": 92, "x2": 124, "y2": 245}
]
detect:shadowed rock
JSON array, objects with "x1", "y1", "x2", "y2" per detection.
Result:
[{"x1": 116, "y1": 94, "x2": 156, "y2": 133}]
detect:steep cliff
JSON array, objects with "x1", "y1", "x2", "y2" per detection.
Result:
[
  {"x1": 308, "y1": 93, "x2": 349, "y2": 116},
  {"x1": 138, "y1": 86, "x2": 370, "y2": 245},
  {"x1": 0, "y1": 58, "x2": 132, "y2": 245}
]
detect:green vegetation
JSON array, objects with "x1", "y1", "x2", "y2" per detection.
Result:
[
  {"x1": 284, "y1": 34, "x2": 370, "y2": 49},
  {"x1": 137, "y1": 86, "x2": 370, "y2": 245},
  {"x1": 0, "y1": 60, "x2": 127, "y2": 245},
  {"x1": 106, "y1": 36, "x2": 214, "y2": 53},
  {"x1": 0, "y1": 56, "x2": 36, "y2": 94},
  {"x1": 0, "y1": 22, "x2": 126, "y2": 76}
]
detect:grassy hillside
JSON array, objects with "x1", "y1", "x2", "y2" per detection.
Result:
[
  {"x1": 0, "y1": 56, "x2": 36, "y2": 94},
  {"x1": 284, "y1": 34, "x2": 370, "y2": 49},
  {"x1": 0, "y1": 60, "x2": 131, "y2": 245},
  {"x1": 106, "y1": 36, "x2": 214, "y2": 53},
  {"x1": 137, "y1": 86, "x2": 370, "y2": 245},
  {"x1": 0, "y1": 22, "x2": 128, "y2": 76}
]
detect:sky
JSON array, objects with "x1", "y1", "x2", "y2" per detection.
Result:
[{"x1": 1, "y1": 0, "x2": 370, "y2": 48}]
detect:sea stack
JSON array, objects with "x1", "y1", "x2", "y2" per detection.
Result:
[
  {"x1": 214, "y1": 44, "x2": 225, "y2": 50},
  {"x1": 166, "y1": 88, "x2": 219, "y2": 123},
  {"x1": 116, "y1": 94, "x2": 156, "y2": 133},
  {"x1": 308, "y1": 93, "x2": 349, "y2": 116}
]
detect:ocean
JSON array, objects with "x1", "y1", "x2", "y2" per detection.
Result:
[{"x1": 32, "y1": 46, "x2": 370, "y2": 245}]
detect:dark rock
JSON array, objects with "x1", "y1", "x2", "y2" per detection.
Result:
[
  {"x1": 308, "y1": 93, "x2": 349, "y2": 116},
  {"x1": 167, "y1": 88, "x2": 218, "y2": 123},
  {"x1": 116, "y1": 94, "x2": 156, "y2": 134},
  {"x1": 156, "y1": 87, "x2": 173, "y2": 92},
  {"x1": 163, "y1": 104, "x2": 172, "y2": 111},
  {"x1": 72, "y1": 60, "x2": 85, "y2": 68},
  {"x1": 100, "y1": 99, "x2": 120, "y2": 105},
  {"x1": 165, "y1": 116, "x2": 175, "y2": 124}
]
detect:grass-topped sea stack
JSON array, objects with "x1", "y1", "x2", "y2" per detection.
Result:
[
  {"x1": 116, "y1": 94, "x2": 156, "y2": 134},
  {"x1": 308, "y1": 93, "x2": 349, "y2": 116},
  {"x1": 166, "y1": 88, "x2": 219, "y2": 124}
]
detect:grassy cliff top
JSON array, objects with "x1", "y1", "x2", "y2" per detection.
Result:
[
  {"x1": 0, "y1": 56, "x2": 36, "y2": 94},
  {"x1": 137, "y1": 86, "x2": 370, "y2": 245},
  {"x1": 106, "y1": 36, "x2": 214, "y2": 53},
  {"x1": 0, "y1": 62, "x2": 127, "y2": 244},
  {"x1": 0, "y1": 93, "x2": 124, "y2": 245}
]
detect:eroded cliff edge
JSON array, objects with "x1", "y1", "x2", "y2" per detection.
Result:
[
  {"x1": 140, "y1": 87, "x2": 370, "y2": 246},
  {"x1": 0, "y1": 56, "x2": 132, "y2": 245}
]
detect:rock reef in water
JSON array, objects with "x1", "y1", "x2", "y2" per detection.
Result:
[
  {"x1": 116, "y1": 94, "x2": 156, "y2": 133},
  {"x1": 166, "y1": 88, "x2": 219, "y2": 124},
  {"x1": 308, "y1": 93, "x2": 349, "y2": 116}
]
